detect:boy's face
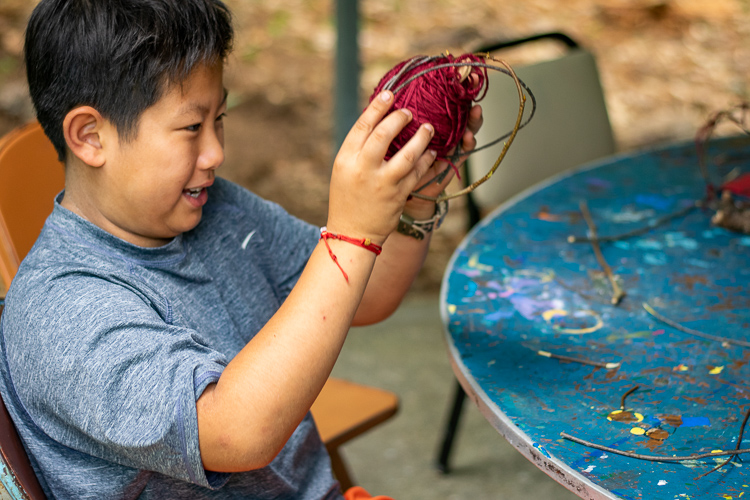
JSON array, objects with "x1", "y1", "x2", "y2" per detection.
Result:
[{"x1": 82, "y1": 62, "x2": 227, "y2": 247}]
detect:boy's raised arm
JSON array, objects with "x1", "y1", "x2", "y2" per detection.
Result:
[
  {"x1": 196, "y1": 90, "x2": 437, "y2": 472},
  {"x1": 353, "y1": 104, "x2": 483, "y2": 325}
]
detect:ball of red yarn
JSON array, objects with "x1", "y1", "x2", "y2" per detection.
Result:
[{"x1": 369, "y1": 53, "x2": 487, "y2": 161}]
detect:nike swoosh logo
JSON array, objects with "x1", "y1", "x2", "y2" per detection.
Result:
[{"x1": 241, "y1": 230, "x2": 256, "y2": 250}]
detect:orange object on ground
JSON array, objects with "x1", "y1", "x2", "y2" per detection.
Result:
[{"x1": 344, "y1": 486, "x2": 395, "y2": 500}]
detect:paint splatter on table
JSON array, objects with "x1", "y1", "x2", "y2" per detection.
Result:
[{"x1": 441, "y1": 136, "x2": 750, "y2": 499}]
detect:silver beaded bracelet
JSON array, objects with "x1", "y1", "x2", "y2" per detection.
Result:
[{"x1": 396, "y1": 199, "x2": 449, "y2": 240}]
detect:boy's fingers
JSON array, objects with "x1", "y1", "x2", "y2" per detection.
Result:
[
  {"x1": 383, "y1": 122, "x2": 434, "y2": 179},
  {"x1": 340, "y1": 91, "x2": 396, "y2": 153},
  {"x1": 404, "y1": 149, "x2": 438, "y2": 190},
  {"x1": 357, "y1": 108, "x2": 414, "y2": 167},
  {"x1": 454, "y1": 105, "x2": 483, "y2": 165},
  {"x1": 466, "y1": 104, "x2": 483, "y2": 136},
  {"x1": 462, "y1": 127, "x2": 477, "y2": 153}
]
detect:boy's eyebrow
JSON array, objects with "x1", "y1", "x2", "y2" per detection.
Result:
[{"x1": 177, "y1": 88, "x2": 229, "y2": 116}]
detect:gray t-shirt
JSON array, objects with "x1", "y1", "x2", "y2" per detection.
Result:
[{"x1": 0, "y1": 177, "x2": 342, "y2": 499}]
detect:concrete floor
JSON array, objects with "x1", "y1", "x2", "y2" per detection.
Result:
[{"x1": 330, "y1": 292, "x2": 581, "y2": 500}]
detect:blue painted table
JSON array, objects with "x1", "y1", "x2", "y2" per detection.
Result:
[{"x1": 441, "y1": 136, "x2": 750, "y2": 499}]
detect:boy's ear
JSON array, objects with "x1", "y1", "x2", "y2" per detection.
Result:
[{"x1": 62, "y1": 106, "x2": 110, "y2": 168}]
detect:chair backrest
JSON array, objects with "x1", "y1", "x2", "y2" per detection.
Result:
[
  {"x1": 466, "y1": 33, "x2": 615, "y2": 220},
  {"x1": 0, "y1": 122, "x2": 64, "y2": 289},
  {"x1": 0, "y1": 121, "x2": 58, "y2": 499}
]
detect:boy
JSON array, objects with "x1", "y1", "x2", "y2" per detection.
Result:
[{"x1": 0, "y1": 0, "x2": 481, "y2": 498}]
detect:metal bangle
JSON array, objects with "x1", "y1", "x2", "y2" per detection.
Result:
[{"x1": 396, "y1": 199, "x2": 449, "y2": 240}]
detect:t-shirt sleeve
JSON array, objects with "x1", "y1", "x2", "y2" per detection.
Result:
[
  {"x1": 3, "y1": 273, "x2": 230, "y2": 489},
  {"x1": 257, "y1": 200, "x2": 319, "y2": 300},
  {"x1": 208, "y1": 178, "x2": 319, "y2": 302}
]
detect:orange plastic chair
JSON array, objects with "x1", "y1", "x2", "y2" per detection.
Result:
[
  {"x1": 0, "y1": 121, "x2": 398, "y2": 493},
  {"x1": 0, "y1": 122, "x2": 64, "y2": 292}
]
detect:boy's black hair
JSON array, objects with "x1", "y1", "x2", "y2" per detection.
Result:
[{"x1": 25, "y1": 0, "x2": 234, "y2": 161}]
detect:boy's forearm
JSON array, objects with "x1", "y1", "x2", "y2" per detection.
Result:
[
  {"x1": 352, "y1": 229, "x2": 431, "y2": 325},
  {"x1": 197, "y1": 241, "x2": 376, "y2": 472}
]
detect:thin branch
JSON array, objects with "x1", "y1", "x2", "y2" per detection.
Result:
[
  {"x1": 410, "y1": 56, "x2": 528, "y2": 203},
  {"x1": 386, "y1": 57, "x2": 538, "y2": 159},
  {"x1": 567, "y1": 202, "x2": 701, "y2": 243},
  {"x1": 579, "y1": 200, "x2": 626, "y2": 305},
  {"x1": 695, "y1": 102, "x2": 750, "y2": 192},
  {"x1": 694, "y1": 407, "x2": 750, "y2": 480},
  {"x1": 694, "y1": 456, "x2": 733, "y2": 480},
  {"x1": 620, "y1": 385, "x2": 639, "y2": 410},
  {"x1": 738, "y1": 408, "x2": 750, "y2": 451},
  {"x1": 643, "y1": 303, "x2": 750, "y2": 348},
  {"x1": 536, "y1": 350, "x2": 620, "y2": 370},
  {"x1": 560, "y1": 432, "x2": 750, "y2": 462}
]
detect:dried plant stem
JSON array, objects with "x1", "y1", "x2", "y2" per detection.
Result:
[
  {"x1": 579, "y1": 200, "x2": 625, "y2": 305},
  {"x1": 643, "y1": 303, "x2": 750, "y2": 348},
  {"x1": 694, "y1": 407, "x2": 750, "y2": 480},
  {"x1": 695, "y1": 102, "x2": 750, "y2": 189},
  {"x1": 567, "y1": 202, "x2": 700, "y2": 243},
  {"x1": 738, "y1": 408, "x2": 750, "y2": 453},
  {"x1": 560, "y1": 432, "x2": 750, "y2": 462},
  {"x1": 696, "y1": 456, "x2": 734, "y2": 480},
  {"x1": 620, "y1": 385, "x2": 639, "y2": 410},
  {"x1": 536, "y1": 350, "x2": 620, "y2": 370}
]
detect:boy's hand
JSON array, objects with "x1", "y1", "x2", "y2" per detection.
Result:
[
  {"x1": 327, "y1": 91, "x2": 437, "y2": 245},
  {"x1": 403, "y1": 104, "x2": 484, "y2": 220}
]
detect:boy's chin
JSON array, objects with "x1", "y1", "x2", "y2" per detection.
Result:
[
  {"x1": 143, "y1": 217, "x2": 203, "y2": 246},
  {"x1": 173, "y1": 214, "x2": 204, "y2": 235}
]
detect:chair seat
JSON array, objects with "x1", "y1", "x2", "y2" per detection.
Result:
[
  {"x1": 312, "y1": 378, "x2": 398, "y2": 448},
  {"x1": 311, "y1": 378, "x2": 398, "y2": 490}
]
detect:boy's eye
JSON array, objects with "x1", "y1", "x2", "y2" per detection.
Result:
[{"x1": 184, "y1": 113, "x2": 224, "y2": 132}]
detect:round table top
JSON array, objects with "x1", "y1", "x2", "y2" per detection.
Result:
[{"x1": 441, "y1": 135, "x2": 750, "y2": 499}]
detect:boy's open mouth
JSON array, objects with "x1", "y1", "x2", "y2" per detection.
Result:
[{"x1": 183, "y1": 187, "x2": 208, "y2": 207}]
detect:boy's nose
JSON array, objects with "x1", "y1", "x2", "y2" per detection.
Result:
[{"x1": 199, "y1": 131, "x2": 225, "y2": 170}]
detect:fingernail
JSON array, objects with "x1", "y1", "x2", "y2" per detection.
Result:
[
  {"x1": 380, "y1": 90, "x2": 392, "y2": 102},
  {"x1": 401, "y1": 108, "x2": 412, "y2": 120},
  {"x1": 424, "y1": 124, "x2": 434, "y2": 136},
  {"x1": 429, "y1": 149, "x2": 437, "y2": 158}
]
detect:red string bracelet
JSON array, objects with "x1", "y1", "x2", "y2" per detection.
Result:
[{"x1": 319, "y1": 227, "x2": 383, "y2": 282}]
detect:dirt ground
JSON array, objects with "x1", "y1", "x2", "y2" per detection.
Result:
[{"x1": 1, "y1": 0, "x2": 748, "y2": 291}]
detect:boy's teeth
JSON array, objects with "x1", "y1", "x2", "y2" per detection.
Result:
[{"x1": 187, "y1": 188, "x2": 202, "y2": 198}]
